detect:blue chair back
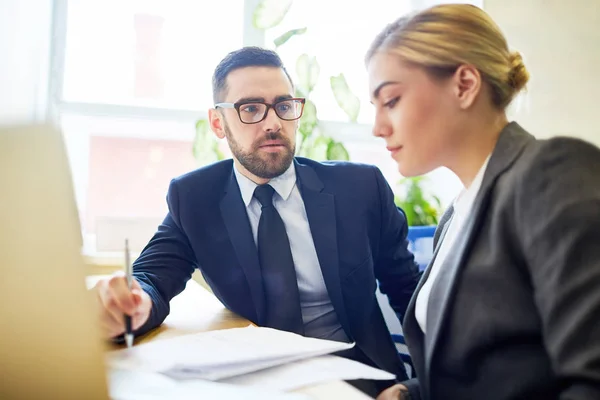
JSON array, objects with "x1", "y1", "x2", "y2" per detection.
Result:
[
  {"x1": 407, "y1": 225, "x2": 436, "y2": 271},
  {"x1": 391, "y1": 334, "x2": 417, "y2": 378}
]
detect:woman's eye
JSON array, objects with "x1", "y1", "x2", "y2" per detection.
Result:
[{"x1": 384, "y1": 97, "x2": 400, "y2": 109}]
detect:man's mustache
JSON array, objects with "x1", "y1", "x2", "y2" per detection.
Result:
[{"x1": 254, "y1": 131, "x2": 292, "y2": 149}]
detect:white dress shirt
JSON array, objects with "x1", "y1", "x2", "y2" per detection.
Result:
[
  {"x1": 415, "y1": 155, "x2": 491, "y2": 333},
  {"x1": 233, "y1": 163, "x2": 349, "y2": 342}
]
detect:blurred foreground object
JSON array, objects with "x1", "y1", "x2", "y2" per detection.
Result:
[{"x1": 0, "y1": 124, "x2": 108, "y2": 399}]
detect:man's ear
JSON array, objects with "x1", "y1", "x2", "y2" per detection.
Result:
[
  {"x1": 208, "y1": 108, "x2": 226, "y2": 139},
  {"x1": 452, "y1": 64, "x2": 482, "y2": 110}
]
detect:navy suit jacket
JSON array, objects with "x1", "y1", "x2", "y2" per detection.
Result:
[{"x1": 132, "y1": 157, "x2": 421, "y2": 380}]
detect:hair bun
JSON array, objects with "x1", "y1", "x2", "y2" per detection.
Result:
[{"x1": 508, "y1": 51, "x2": 530, "y2": 93}]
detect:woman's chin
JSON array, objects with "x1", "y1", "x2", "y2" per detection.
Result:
[
  {"x1": 397, "y1": 164, "x2": 418, "y2": 178},
  {"x1": 397, "y1": 162, "x2": 431, "y2": 178}
]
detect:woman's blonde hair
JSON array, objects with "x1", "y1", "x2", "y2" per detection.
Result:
[{"x1": 366, "y1": 4, "x2": 529, "y2": 109}]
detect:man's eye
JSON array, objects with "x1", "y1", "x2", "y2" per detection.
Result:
[
  {"x1": 277, "y1": 103, "x2": 292, "y2": 112},
  {"x1": 241, "y1": 105, "x2": 258, "y2": 113}
]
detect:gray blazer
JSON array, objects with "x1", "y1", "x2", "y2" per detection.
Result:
[{"x1": 403, "y1": 122, "x2": 600, "y2": 400}]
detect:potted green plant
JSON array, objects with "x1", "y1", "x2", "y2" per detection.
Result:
[
  {"x1": 395, "y1": 176, "x2": 442, "y2": 269},
  {"x1": 394, "y1": 176, "x2": 442, "y2": 227}
]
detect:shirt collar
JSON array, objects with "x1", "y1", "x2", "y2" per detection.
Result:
[{"x1": 233, "y1": 161, "x2": 297, "y2": 207}]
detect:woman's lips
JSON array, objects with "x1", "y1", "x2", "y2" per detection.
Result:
[{"x1": 386, "y1": 145, "x2": 403, "y2": 157}]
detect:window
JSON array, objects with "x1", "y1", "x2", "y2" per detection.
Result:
[
  {"x1": 62, "y1": 0, "x2": 244, "y2": 111},
  {"x1": 55, "y1": 0, "x2": 245, "y2": 253}
]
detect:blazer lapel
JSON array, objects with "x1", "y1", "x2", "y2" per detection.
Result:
[
  {"x1": 433, "y1": 205, "x2": 455, "y2": 249},
  {"x1": 404, "y1": 206, "x2": 454, "y2": 330},
  {"x1": 402, "y1": 205, "x2": 454, "y2": 396},
  {"x1": 405, "y1": 204, "x2": 455, "y2": 337},
  {"x1": 422, "y1": 122, "x2": 535, "y2": 385},
  {"x1": 219, "y1": 170, "x2": 265, "y2": 324},
  {"x1": 294, "y1": 160, "x2": 351, "y2": 333}
]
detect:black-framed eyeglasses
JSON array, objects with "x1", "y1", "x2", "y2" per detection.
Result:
[{"x1": 215, "y1": 98, "x2": 306, "y2": 124}]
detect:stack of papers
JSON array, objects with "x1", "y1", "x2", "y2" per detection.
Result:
[
  {"x1": 107, "y1": 326, "x2": 396, "y2": 396},
  {"x1": 108, "y1": 326, "x2": 354, "y2": 380},
  {"x1": 222, "y1": 354, "x2": 396, "y2": 391}
]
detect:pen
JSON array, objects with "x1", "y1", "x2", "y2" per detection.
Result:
[{"x1": 124, "y1": 238, "x2": 133, "y2": 348}]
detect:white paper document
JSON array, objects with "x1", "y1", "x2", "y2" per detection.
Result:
[
  {"x1": 108, "y1": 368, "x2": 311, "y2": 400},
  {"x1": 108, "y1": 326, "x2": 354, "y2": 381},
  {"x1": 221, "y1": 354, "x2": 396, "y2": 391}
]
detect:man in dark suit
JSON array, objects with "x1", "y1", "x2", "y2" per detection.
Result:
[{"x1": 93, "y1": 46, "x2": 421, "y2": 393}]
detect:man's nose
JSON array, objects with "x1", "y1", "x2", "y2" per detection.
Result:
[{"x1": 262, "y1": 107, "x2": 283, "y2": 132}]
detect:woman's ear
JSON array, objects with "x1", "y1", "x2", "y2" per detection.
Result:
[
  {"x1": 208, "y1": 108, "x2": 226, "y2": 139},
  {"x1": 452, "y1": 64, "x2": 482, "y2": 109}
]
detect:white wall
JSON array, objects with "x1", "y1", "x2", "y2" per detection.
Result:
[
  {"x1": 0, "y1": 0, "x2": 53, "y2": 124},
  {"x1": 486, "y1": 0, "x2": 600, "y2": 146}
]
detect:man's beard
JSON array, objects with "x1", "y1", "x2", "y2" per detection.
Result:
[{"x1": 224, "y1": 120, "x2": 295, "y2": 180}]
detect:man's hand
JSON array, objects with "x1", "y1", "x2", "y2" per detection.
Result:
[
  {"x1": 92, "y1": 273, "x2": 152, "y2": 339},
  {"x1": 377, "y1": 384, "x2": 408, "y2": 400}
]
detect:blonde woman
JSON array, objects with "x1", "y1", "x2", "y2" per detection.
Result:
[{"x1": 366, "y1": 4, "x2": 600, "y2": 400}]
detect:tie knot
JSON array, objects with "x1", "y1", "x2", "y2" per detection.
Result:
[{"x1": 254, "y1": 184, "x2": 275, "y2": 208}]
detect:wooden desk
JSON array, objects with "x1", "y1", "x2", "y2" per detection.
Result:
[
  {"x1": 89, "y1": 276, "x2": 372, "y2": 399},
  {"x1": 133, "y1": 279, "x2": 252, "y2": 344}
]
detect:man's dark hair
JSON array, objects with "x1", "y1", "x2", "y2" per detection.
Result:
[{"x1": 212, "y1": 46, "x2": 294, "y2": 103}]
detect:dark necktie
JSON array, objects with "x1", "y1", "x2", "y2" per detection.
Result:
[{"x1": 253, "y1": 184, "x2": 304, "y2": 334}]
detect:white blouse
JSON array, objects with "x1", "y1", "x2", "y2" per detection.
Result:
[{"x1": 415, "y1": 155, "x2": 491, "y2": 333}]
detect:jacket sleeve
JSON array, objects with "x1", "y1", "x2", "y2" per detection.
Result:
[
  {"x1": 403, "y1": 378, "x2": 422, "y2": 400},
  {"x1": 131, "y1": 178, "x2": 197, "y2": 336},
  {"x1": 517, "y1": 138, "x2": 600, "y2": 399},
  {"x1": 372, "y1": 166, "x2": 421, "y2": 323}
]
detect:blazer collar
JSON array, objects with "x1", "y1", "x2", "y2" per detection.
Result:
[{"x1": 480, "y1": 121, "x2": 534, "y2": 193}]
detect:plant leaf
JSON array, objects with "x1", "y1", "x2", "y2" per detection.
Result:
[
  {"x1": 298, "y1": 99, "x2": 317, "y2": 138},
  {"x1": 330, "y1": 73, "x2": 360, "y2": 122},
  {"x1": 326, "y1": 140, "x2": 350, "y2": 161},
  {"x1": 274, "y1": 27, "x2": 307, "y2": 47},
  {"x1": 296, "y1": 54, "x2": 320, "y2": 94},
  {"x1": 193, "y1": 119, "x2": 220, "y2": 165},
  {"x1": 253, "y1": 0, "x2": 293, "y2": 30},
  {"x1": 300, "y1": 136, "x2": 329, "y2": 160},
  {"x1": 395, "y1": 176, "x2": 440, "y2": 226},
  {"x1": 395, "y1": 199, "x2": 415, "y2": 226}
]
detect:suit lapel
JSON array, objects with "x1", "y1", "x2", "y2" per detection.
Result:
[
  {"x1": 433, "y1": 205, "x2": 455, "y2": 249},
  {"x1": 404, "y1": 207, "x2": 453, "y2": 331},
  {"x1": 402, "y1": 206, "x2": 453, "y2": 396},
  {"x1": 405, "y1": 204, "x2": 455, "y2": 337},
  {"x1": 294, "y1": 160, "x2": 351, "y2": 333},
  {"x1": 220, "y1": 170, "x2": 265, "y2": 324},
  {"x1": 422, "y1": 122, "x2": 535, "y2": 383}
]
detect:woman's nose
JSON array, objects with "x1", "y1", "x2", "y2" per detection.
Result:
[{"x1": 373, "y1": 117, "x2": 392, "y2": 138}]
